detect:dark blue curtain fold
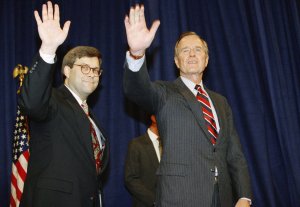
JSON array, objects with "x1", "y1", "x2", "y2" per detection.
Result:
[{"x1": 1, "y1": 0, "x2": 299, "y2": 206}]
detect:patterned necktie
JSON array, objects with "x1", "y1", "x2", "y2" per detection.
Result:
[
  {"x1": 195, "y1": 85, "x2": 218, "y2": 145},
  {"x1": 81, "y1": 102, "x2": 102, "y2": 174}
]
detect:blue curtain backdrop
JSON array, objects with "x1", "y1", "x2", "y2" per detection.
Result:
[{"x1": 1, "y1": 0, "x2": 300, "y2": 206}]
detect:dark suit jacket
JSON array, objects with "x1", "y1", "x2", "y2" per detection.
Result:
[
  {"x1": 125, "y1": 132, "x2": 159, "y2": 207},
  {"x1": 18, "y1": 54, "x2": 109, "y2": 207},
  {"x1": 124, "y1": 60, "x2": 252, "y2": 207}
]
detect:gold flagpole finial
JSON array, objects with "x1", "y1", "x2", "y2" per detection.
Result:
[{"x1": 13, "y1": 64, "x2": 28, "y2": 94}]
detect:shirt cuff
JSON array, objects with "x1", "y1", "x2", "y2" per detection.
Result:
[
  {"x1": 240, "y1": 197, "x2": 252, "y2": 205},
  {"x1": 126, "y1": 51, "x2": 145, "y2": 72},
  {"x1": 39, "y1": 50, "x2": 56, "y2": 64}
]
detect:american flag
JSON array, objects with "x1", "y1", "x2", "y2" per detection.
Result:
[{"x1": 10, "y1": 105, "x2": 30, "y2": 207}]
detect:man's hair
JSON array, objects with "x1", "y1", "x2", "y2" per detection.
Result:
[
  {"x1": 174, "y1": 31, "x2": 209, "y2": 57},
  {"x1": 61, "y1": 46, "x2": 102, "y2": 77}
]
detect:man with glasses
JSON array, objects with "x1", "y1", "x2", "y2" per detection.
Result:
[{"x1": 18, "y1": 2, "x2": 108, "y2": 207}]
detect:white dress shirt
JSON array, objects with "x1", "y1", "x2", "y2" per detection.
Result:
[{"x1": 147, "y1": 128, "x2": 161, "y2": 162}]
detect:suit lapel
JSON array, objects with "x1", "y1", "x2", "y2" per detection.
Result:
[
  {"x1": 59, "y1": 86, "x2": 95, "y2": 170},
  {"x1": 143, "y1": 133, "x2": 159, "y2": 166},
  {"x1": 173, "y1": 78, "x2": 212, "y2": 142},
  {"x1": 205, "y1": 88, "x2": 225, "y2": 145}
]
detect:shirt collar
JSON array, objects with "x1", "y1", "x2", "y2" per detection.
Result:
[
  {"x1": 180, "y1": 76, "x2": 203, "y2": 96},
  {"x1": 147, "y1": 128, "x2": 159, "y2": 142},
  {"x1": 64, "y1": 84, "x2": 87, "y2": 105}
]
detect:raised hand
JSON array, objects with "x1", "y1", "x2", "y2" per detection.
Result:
[
  {"x1": 124, "y1": 4, "x2": 160, "y2": 56},
  {"x1": 34, "y1": 1, "x2": 71, "y2": 55},
  {"x1": 235, "y1": 199, "x2": 251, "y2": 207}
]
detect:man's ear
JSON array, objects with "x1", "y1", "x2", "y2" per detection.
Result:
[
  {"x1": 174, "y1": 56, "x2": 179, "y2": 68},
  {"x1": 63, "y1": 66, "x2": 71, "y2": 79},
  {"x1": 205, "y1": 56, "x2": 209, "y2": 67}
]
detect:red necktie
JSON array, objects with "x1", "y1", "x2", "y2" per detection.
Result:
[
  {"x1": 195, "y1": 85, "x2": 218, "y2": 145},
  {"x1": 81, "y1": 102, "x2": 102, "y2": 174}
]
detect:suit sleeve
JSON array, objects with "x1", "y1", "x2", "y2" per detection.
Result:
[
  {"x1": 123, "y1": 59, "x2": 164, "y2": 115},
  {"x1": 125, "y1": 141, "x2": 156, "y2": 206},
  {"x1": 18, "y1": 53, "x2": 56, "y2": 121},
  {"x1": 224, "y1": 98, "x2": 253, "y2": 200}
]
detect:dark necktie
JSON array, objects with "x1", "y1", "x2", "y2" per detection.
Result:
[
  {"x1": 195, "y1": 85, "x2": 218, "y2": 145},
  {"x1": 81, "y1": 102, "x2": 102, "y2": 174}
]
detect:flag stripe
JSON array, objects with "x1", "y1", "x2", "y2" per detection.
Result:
[
  {"x1": 10, "y1": 189, "x2": 17, "y2": 207},
  {"x1": 11, "y1": 164, "x2": 24, "y2": 201},
  {"x1": 14, "y1": 162, "x2": 26, "y2": 186},
  {"x1": 18, "y1": 153, "x2": 29, "y2": 174},
  {"x1": 10, "y1": 106, "x2": 30, "y2": 207},
  {"x1": 10, "y1": 177, "x2": 17, "y2": 207}
]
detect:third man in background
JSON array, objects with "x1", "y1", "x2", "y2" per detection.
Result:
[{"x1": 125, "y1": 115, "x2": 161, "y2": 207}]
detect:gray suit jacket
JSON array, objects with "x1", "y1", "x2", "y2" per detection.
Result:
[
  {"x1": 125, "y1": 132, "x2": 159, "y2": 207},
  {"x1": 124, "y1": 60, "x2": 252, "y2": 207}
]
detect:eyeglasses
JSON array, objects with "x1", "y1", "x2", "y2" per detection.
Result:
[{"x1": 73, "y1": 64, "x2": 103, "y2": 76}]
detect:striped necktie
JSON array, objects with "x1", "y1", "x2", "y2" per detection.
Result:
[
  {"x1": 81, "y1": 102, "x2": 102, "y2": 174},
  {"x1": 195, "y1": 85, "x2": 218, "y2": 145}
]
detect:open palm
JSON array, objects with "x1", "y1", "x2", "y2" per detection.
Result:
[
  {"x1": 124, "y1": 5, "x2": 160, "y2": 54},
  {"x1": 34, "y1": 1, "x2": 70, "y2": 54}
]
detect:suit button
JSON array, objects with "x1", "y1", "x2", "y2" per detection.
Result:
[{"x1": 90, "y1": 196, "x2": 94, "y2": 200}]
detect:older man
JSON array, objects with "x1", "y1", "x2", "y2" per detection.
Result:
[{"x1": 123, "y1": 4, "x2": 252, "y2": 207}]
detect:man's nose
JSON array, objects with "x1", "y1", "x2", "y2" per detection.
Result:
[{"x1": 189, "y1": 48, "x2": 196, "y2": 56}]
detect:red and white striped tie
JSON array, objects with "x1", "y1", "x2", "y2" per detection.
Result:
[{"x1": 195, "y1": 85, "x2": 218, "y2": 145}]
